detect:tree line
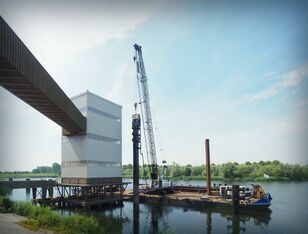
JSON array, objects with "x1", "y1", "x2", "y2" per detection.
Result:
[
  {"x1": 0, "y1": 163, "x2": 61, "y2": 178},
  {"x1": 2, "y1": 161, "x2": 307, "y2": 181},
  {"x1": 122, "y1": 160, "x2": 308, "y2": 181},
  {"x1": 31, "y1": 162, "x2": 61, "y2": 175}
]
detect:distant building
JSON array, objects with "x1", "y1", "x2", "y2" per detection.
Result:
[{"x1": 61, "y1": 91, "x2": 122, "y2": 185}]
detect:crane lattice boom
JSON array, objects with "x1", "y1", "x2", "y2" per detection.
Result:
[{"x1": 134, "y1": 44, "x2": 158, "y2": 181}]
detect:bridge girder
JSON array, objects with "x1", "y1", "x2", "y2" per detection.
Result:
[{"x1": 0, "y1": 16, "x2": 86, "y2": 135}]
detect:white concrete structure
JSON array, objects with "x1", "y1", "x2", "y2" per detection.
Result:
[{"x1": 61, "y1": 91, "x2": 122, "y2": 185}]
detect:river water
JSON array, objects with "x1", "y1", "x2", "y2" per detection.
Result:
[{"x1": 7, "y1": 179, "x2": 308, "y2": 233}]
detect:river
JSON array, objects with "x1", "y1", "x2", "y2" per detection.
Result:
[{"x1": 7, "y1": 179, "x2": 308, "y2": 233}]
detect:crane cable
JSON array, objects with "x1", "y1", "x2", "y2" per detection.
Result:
[
  {"x1": 140, "y1": 150, "x2": 148, "y2": 186},
  {"x1": 152, "y1": 109, "x2": 166, "y2": 177}
]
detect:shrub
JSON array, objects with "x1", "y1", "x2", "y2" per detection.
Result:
[
  {"x1": 12, "y1": 202, "x2": 33, "y2": 216},
  {"x1": 0, "y1": 196, "x2": 13, "y2": 212},
  {"x1": 6, "y1": 200, "x2": 105, "y2": 233},
  {"x1": 60, "y1": 214, "x2": 104, "y2": 234}
]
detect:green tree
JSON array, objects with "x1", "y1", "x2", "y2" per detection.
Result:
[
  {"x1": 192, "y1": 166, "x2": 203, "y2": 176},
  {"x1": 211, "y1": 164, "x2": 220, "y2": 176},
  {"x1": 258, "y1": 161, "x2": 266, "y2": 166},
  {"x1": 171, "y1": 164, "x2": 182, "y2": 178},
  {"x1": 52, "y1": 163, "x2": 61, "y2": 175},
  {"x1": 222, "y1": 162, "x2": 236, "y2": 178},
  {"x1": 184, "y1": 165, "x2": 192, "y2": 176}
]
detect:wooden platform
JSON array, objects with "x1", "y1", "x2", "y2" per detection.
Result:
[{"x1": 34, "y1": 195, "x2": 124, "y2": 208}]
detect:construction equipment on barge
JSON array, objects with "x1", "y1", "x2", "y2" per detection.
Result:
[
  {"x1": 131, "y1": 43, "x2": 272, "y2": 212},
  {"x1": 125, "y1": 183, "x2": 272, "y2": 211}
]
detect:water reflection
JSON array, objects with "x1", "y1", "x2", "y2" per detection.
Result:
[
  {"x1": 54, "y1": 201, "x2": 271, "y2": 233},
  {"x1": 141, "y1": 203, "x2": 172, "y2": 234},
  {"x1": 206, "y1": 211, "x2": 212, "y2": 234},
  {"x1": 129, "y1": 203, "x2": 271, "y2": 234},
  {"x1": 203, "y1": 207, "x2": 270, "y2": 234},
  {"x1": 228, "y1": 210, "x2": 271, "y2": 233},
  {"x1": 133, "y1": 202, "x2": 139, "y2": 234},
  {"x1": 91, "y1": 202, "x2": 271, "y2": 234}
]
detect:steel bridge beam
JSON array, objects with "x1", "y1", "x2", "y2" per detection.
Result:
[{"x1": 0, "y1": 16, "x2": 86, "y2": 135}]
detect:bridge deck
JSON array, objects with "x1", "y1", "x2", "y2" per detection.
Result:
[
  {"x1": 0, "y1": 180, "x2": 57, "y2": 189},
  {"x1": 0, "y1": 16, "x2": 86, "y2": 134}
]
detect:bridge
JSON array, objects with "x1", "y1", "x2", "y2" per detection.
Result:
[
  {"x1": 0, "y1": 179, "x2": 57, "y2": 189},
  {"x1": 0, "y1": 16, "x2": 86, "y2": 135}
]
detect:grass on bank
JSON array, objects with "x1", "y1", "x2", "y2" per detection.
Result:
[{"x1": 0, "y1": 196, "x2": 105, "y2": 234}]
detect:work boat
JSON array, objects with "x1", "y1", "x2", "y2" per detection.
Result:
[
  {"x1": 244, "y1": 184, "x2": 272, "y2": 209},
  {"x1": 218, "y1": 184, "x2": 272, "y2": 210}
]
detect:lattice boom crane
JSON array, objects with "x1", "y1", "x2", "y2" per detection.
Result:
[{"x1": 133, "y1": 44, "x2": 159, "y2": 183}]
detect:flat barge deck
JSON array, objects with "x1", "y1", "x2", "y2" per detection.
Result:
[{"x1": 124, "y1": 185, "x2": 271, "y2": 211}]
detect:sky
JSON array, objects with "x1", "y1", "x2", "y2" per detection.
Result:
[{"x1": 0, "y1": 0, "x2": 307, "y2": 171}]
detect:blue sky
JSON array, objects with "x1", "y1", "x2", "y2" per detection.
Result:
[{"x1": 0, "y1": 0, "x2": 307, "y2": 170}]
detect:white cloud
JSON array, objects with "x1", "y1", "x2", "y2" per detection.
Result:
[
  {"x1": 247, "y1": 63, "x2": 308, "y2": 102},
  {"x1": 106, "y1": 63, "x2": 133, "y2": 101},
  {"x1": 0, "y1": 1, "x2": 153, "y2": 73},
  {"x1": 247, "y1": 85, "x2": 279, "y2": 101},
  {"x1": 281, "y1": 64, "x2": 308, "y2": 87}
]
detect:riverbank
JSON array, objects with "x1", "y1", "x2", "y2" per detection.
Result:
[
  {"x1": 122, "y1": 175, "x2": 305, "y2": 182},
  {"x1": 0, "y1": 196, "x2": 105, "y2": 234},
  {"x1": 2, "y1": 173, "x2": 304, "y2": 182},
  {"x1": 0, "y1": 213, "x2": 52, "y2": 234}
]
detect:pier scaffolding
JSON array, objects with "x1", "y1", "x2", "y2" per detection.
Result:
[
  {"x1": 34, "y1": 181, "x2": 128, "y2": 208},
  {"x1": 0, "y1": 179, "x2": 128, "y2": 208}
]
